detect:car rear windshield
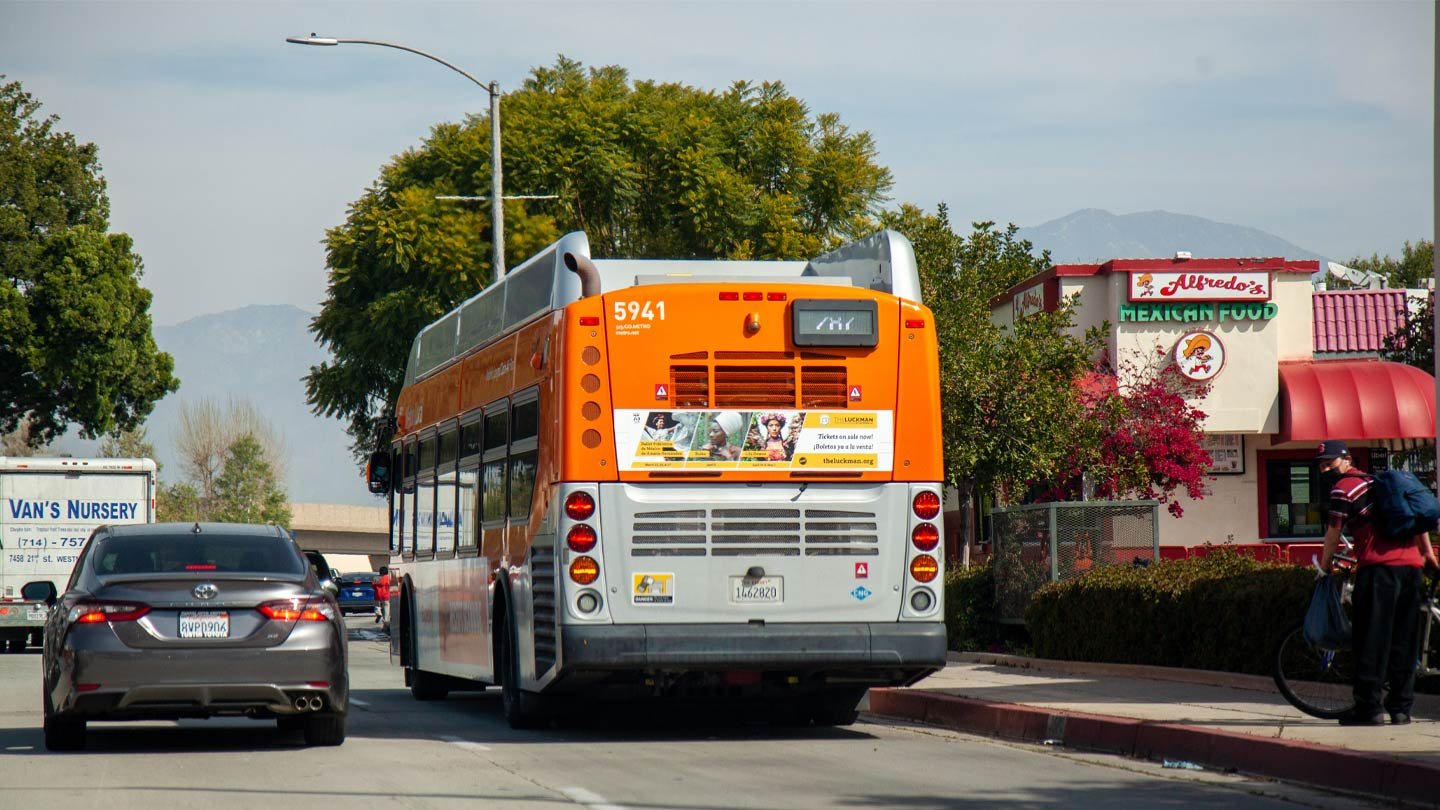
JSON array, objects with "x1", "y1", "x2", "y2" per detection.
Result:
[{"x1": 93, "y1": 535, "x2": 307, "y2": 576}]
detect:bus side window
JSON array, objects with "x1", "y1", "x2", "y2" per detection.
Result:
[
  {"x1": 389, "y1": 444, "x2": 402, "y2": 554},
  {"x1": 509, "y1": 395, "x2": 539, "y2": 520},
  {"x1": 482, "y1": 404, "x2": 508, "y2": 525},
  {"x1": 417, "y1": 433, "x2": 438, "y2": 555},
  {"x1": 458, "y1": 418, "x2": 482, "y2": 550}
]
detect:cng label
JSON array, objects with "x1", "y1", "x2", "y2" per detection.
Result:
[
  {"x1": 654, "y1": 384, "x2": 668, "y2": 400},
  {"x1": 632, "y1": 572, "x2": 675, "y2": 605},
  {"x1": 849, "y1": 385, "x2": 862, "y2": 401},
  {"x1": 854, "y1": 562, "x2": 869, "y2": 579}
]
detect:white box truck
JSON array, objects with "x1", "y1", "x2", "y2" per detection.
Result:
[{"x1": 0, "y1": 457, "x2": 157, "y2": 652}]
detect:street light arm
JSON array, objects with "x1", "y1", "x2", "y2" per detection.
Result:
[{"x1": 286, "y1": 36, "x2": 496, "y2": 95}]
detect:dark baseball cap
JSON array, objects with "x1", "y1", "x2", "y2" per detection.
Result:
[{"x1": 1315, "y1": 440, "x2": 1350, "y2": 460}]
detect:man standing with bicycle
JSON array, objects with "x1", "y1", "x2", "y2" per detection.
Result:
[{"x1": 1318, "y1": 440, "x2": 1439, "y2": 726}]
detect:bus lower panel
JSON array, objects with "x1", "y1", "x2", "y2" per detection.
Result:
[{"x1": 561, "y1": 622, "x2": 944, "y2": 686}]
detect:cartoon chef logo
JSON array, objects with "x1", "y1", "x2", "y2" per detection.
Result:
[
  {"x1": 1173, "y1": 330, "x2": 1224, "y2": 381},
  {"x1": 1135, "y1": 273, "x2": 1156, "y2": 298}
]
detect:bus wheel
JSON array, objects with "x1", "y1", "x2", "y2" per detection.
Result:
[
  {"x1": 809, "y1": 688, "x2": 866, "y2": 727},
  {"x1": 405, "y1": 594, "x2": 448, "y2": 701},
  {"x1": 499, "y1": 605, "x2": 547, "y2": 730}
]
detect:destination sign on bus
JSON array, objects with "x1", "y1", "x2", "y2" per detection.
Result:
[
  {"x1": 791, "y1": 299, "x2": 879, "y2": 346},
  {"x1": 615, "y1": 409, "x2": 894, "y2": 471}
]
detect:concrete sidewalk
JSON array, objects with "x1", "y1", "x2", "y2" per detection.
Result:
[{"x1": 868, "y1": 652, "x2": 1440, "y2": 807}]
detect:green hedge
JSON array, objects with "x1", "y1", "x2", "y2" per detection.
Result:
[
  {"x1": 944, "y1": 559, "x2": 1002, "y2": 652},
  {"x1": 1023, "y1": 550, "x2": 1313, "y2": 676}
]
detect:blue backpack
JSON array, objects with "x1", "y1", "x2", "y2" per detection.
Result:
[{"x1": 1361, "y1": 469, "x2": 1440, "y2": 543}]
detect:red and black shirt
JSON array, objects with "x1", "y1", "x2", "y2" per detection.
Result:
[{"x1": 1328, "y1": 470, "x2": 1424, "y2": 568}]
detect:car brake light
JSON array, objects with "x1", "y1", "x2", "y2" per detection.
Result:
[
  {"x1": 912, "y1": 523, "x2": 940, "y2": 551},
  {"x1": 185, "y1": 564, "x2": 217, "y2": 571},
  {"x1": 909, "y1": 555, "x2": 939, "y2": 583},
  {"x1": 258, "y1": 598, "x2": 336, "y2": 622},
  {"x1": 565, "y1": 491, "x2": 596, "y2": 521},
  {"x1": 569, "y1": 556, "x2": 600, "y2": 585},
  {"x1": 567, "y1": 525, "x2": 598, "y2": 553},
  {"x1": 69, "y1": 601, "x2": 150, "y2": 623},
  {"x1": 913, "y1": 491, "x2": 941, "y2": 520}
]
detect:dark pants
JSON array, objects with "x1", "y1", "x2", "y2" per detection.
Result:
[{"x1": 1351, "y1": 564, "x2": 1424, "y2": 716}]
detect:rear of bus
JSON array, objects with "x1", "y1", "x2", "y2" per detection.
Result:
[{"x1": 551, "y1": 254, "x2": 946, "y2": 711}]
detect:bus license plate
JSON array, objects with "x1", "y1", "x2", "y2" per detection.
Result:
[
  {"x1": 26, "y1": 608, "x2": 47, "y2": 622},
  {"x1": 179, "y1": 612, "x2": 229, "y2": 639},
  {"x1": 730, "y1": 576, "x2": 783, "y2": 604}
]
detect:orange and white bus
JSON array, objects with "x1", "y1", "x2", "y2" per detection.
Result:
[{"x1": 371, "y1": 230, "x2": 945, "y2": 727}]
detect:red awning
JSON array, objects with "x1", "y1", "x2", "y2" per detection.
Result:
[{"x1": 1277, "y1": 360, "x2": 1436, "y2": 443}]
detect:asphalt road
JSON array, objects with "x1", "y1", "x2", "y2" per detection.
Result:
[{"x1": 0, "y1": 616, "x2": 1369, "y2": 809}]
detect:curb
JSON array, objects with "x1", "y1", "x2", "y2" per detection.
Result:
[
  {"x1": 946, "y1": 651, "x2": 1440, "y2": 715},
  {"x1": 868, "y1": 689, "x2": 1440, "y2": 808}
]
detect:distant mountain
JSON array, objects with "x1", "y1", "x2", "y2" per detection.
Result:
[
  {"x1": 148, "y1": 305, "x2": 372, "y2": 505},
  {"x1": 1016, "y1": 209, "x2": 1325, "y2": 264},
  {"x1": 55, "y1": 305, "x2": 373, "y2": 506}
]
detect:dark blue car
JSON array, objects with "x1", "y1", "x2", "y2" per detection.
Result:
[{"x1": 336, "y1": 572, "x2": 378, "y2": 615}]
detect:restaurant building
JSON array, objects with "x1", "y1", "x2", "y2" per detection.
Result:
[{"x1": 990, "y1": 256, "x2": 1436, "y2": 550}]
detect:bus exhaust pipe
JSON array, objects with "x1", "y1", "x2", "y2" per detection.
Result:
[{"x1": 563, "y1": 252, "x2": 601, "y2": 298}]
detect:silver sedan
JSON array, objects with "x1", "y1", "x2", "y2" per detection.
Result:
[{"x1": 35, "y1": 522, "x2": 348, "y2": 750}]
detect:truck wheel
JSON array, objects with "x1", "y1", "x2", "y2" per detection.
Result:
[{"x1": 809, "y1": 688, "x2": 866, "y2": 727}]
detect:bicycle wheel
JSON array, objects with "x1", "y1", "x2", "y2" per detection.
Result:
[{"x1": 1273, "y1": 620, "x2": 1355, "y2": 719}]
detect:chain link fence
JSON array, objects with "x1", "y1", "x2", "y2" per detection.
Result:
[{"x1": 991, "y1": 501, "x2": 1159, "y2": 623}]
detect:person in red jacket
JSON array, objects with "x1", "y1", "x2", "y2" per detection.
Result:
[{"x1": 373, "y1": 566, "x2": 390, "y2": 628}]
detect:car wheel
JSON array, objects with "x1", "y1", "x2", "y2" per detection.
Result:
[
  {"x1": 42, "y1": 689, "x2": 85, "y2": 751},
  {"x1": 301, "y1": 712, "x2": 346, "y2": 746}
]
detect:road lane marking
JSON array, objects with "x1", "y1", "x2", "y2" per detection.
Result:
[
  {"x1": 440, "y1": 734, "x2": 491, "y2": 752},
  {"x1": 349, "y1": 698, "x2": 369, "y2": 707},
  {"x1": 560, "y1": 786, "x2": 626, "y2": 810}
]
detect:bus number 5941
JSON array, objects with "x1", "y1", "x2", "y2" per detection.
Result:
[{"x1": 613, "y1": 300, "x2": 665, "y2": 322}]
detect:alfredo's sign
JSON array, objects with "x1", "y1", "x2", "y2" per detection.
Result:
[
  {"x1": 1128, "y1": 270, "x2": 1272, "y2": 302},
  {"x1": 1012, "y1": 283, "x2": 1045, "y2": 320}
]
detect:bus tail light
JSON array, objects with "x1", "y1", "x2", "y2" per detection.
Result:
[
  {"x1": 912, "y1": 491, "x2": 941, "y2": 520},
  {"x1": 565, "y1": 492, "x2": 596, "y2": 521},
  {"x1": 909, "y1": 555, "x2": 939, "y2": 583},
  {"x1": 911, "y1": 523, "x2": 940, "y2": 551},
  {"x1": 69, "y1": 601, "x2": 150, "y2": 624},
  {"x1": 567, "y1": 525, "x2": 598, "y2": 553},
  {"x1": 569, "y1": 556, "x2": 600, "y2": 585}
]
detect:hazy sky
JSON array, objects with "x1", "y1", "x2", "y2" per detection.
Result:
[{"x1": 2, "y1": 1, "x2": 1432, "y2": 326}]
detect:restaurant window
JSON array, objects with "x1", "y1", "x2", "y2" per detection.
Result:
[{"x1": 1265, "y1": 460, "x2": 1325, "y2": 538}]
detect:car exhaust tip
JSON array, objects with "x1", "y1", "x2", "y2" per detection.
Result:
[
  {"x1": 294, "y1": 696, "x2": 310, "y2": 711},
  {"x1": 307, "y1": 695, "x2": 323, "y2": 711}
]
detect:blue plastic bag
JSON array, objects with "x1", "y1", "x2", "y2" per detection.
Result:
[{"x1": 1302, "y1": 577, "x2": 1351, "y2": 650}]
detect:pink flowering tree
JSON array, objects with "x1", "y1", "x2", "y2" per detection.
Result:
[{"x1": 1048, "y1": 349, "x2": 1213, "y2": 518}]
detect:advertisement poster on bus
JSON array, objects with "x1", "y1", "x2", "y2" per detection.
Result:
[{"x1": 614, "y1": 410, "x2": 894, "y2": 471}]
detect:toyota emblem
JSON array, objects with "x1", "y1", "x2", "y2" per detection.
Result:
[{"x1": 193, "y1": 583, "x2": 218, "y2": 600}]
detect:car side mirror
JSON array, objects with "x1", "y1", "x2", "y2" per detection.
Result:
[
  {"x1": 21, "y1": 581, "x2": 58, "y2": 606},
  {"x1": 367, "y1": 450, "x2": 392, "y2": 495},
  {"x1": 321, "y1": 579, "x2": 339, "y2": 595}
]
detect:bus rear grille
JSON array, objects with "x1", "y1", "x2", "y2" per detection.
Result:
[
  {"x1": 667, "y1": 365, "x2": 849, "y2": 408},
  {"x1": 530, "y1": 545, "x2": 557, "y2": 674},
  {"x1": 630, "y1": 507, "x2": 879, "y2": 557},
  {"x1": 670, "y1": 365, "x2": 709, "y2": 407}
]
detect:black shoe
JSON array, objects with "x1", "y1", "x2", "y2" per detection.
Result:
[
  {"x1": 1338, "y1": 710, "x2": 1385, "y2": 726},
  {"x1": 1389, "y1": 713, "x2": 1412, "y2": 725}
]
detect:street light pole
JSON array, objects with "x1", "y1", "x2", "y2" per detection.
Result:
[{"x1": 286, "y1": 35, "x2": 507, "y2": 276}]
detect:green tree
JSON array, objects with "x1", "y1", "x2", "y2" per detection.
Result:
[
  {"x1": 308, "y1": 57, "x2": 894, "y2": 458},
  {"x1": 883, "y1": 204, "x2": 1106, "y2": 553},
  {"x1": 157, "y1": 481, "x2": 200, "y2": 523},
  {"x1": 0, "y1": 78, "x2": 178, "y2": 445},
  {"x1": 1347, "y1": 239, "x2": 1434, "y2": 290},
  {"x1": 210, "y1": 434, "x2": 291, "y2": 527},
  {"x1": 99, "y1": 425, "x2": 156, "y2": 461},
  {"x1": 1382, "y1": 294, "x2": 1433, "y2": 372}
]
